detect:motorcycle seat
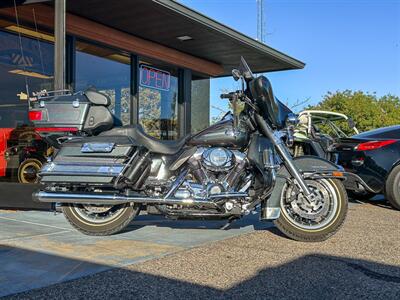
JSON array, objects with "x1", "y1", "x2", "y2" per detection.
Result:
[{"x1": 100, "y1": 125, "x2": 187, "y2": 155}]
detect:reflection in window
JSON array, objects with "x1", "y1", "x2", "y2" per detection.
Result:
[
  {"x1": 139, "y1": 59, "x2": 179, "y2": 140},
  {"x1": 0, "y1": 27, "x2": 54, "y2": 128},
  {"x1": 75, "y1": 41, "x2": 130, "y2": 126},
  {"x1": 0, "y1": 19, "x2": 55, "y2": 184}
]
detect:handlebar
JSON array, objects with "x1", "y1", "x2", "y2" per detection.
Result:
[{"x1": 220, "y1": 93, "x2": 235, "y2": 100}]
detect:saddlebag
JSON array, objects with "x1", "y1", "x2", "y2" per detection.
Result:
[{"x1": 39, "y1": 136, "x2": 149, "y2": 187}]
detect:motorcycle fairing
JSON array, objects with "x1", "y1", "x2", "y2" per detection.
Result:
[{"x1": 249, "y1": 76, "x2": 291, "y2": 129}]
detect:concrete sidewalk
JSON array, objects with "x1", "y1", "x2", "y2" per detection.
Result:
[{"x1": 0, "y1": 209, "x2": 272, "y2": 297}]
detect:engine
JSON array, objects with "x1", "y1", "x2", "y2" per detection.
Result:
[{"x1": 187, "y1": 147, "x2": 249, "y2": 195}]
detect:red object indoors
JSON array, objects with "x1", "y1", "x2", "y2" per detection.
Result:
[{"x1": 0, "y1": 128, "x2": 13, "y2": 177}]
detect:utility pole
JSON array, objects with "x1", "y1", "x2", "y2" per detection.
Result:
[{"x1": 256, "y1": 0, "x2": 266, "y2": 43}]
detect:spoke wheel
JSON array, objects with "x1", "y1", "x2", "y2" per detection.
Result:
[
  {"x1": 62, "y1": 203, "x2": 140, "y2": 236},
  {"x1": 275, "y1": 178, "x2": 348, "y2": 242}
]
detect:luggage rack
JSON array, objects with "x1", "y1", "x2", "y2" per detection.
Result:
[{"x1": 30, "y1": 89, "x2": 74, "y2": 101}]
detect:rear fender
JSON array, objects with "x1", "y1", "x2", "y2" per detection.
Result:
[{"x1": 260, "y1": 156, "x2": 341, "y2": 221}]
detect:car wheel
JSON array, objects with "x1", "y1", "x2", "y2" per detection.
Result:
[
  {"x1": 18, "y1": 158, "x2": 43, "y2": 184},
  {"x1": 384, "y1": 165, "x2": 400, "y2": 210}
]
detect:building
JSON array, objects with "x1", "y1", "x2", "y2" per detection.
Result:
[{"x1": 0, "y1": 0, "x2": 304, "y2": 208}]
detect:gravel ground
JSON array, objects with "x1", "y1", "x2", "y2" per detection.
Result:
[{"x1": 5, "y1": 201, "x2": 400, "y2": 300}]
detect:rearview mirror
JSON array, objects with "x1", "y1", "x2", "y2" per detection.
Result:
[
  {"x1": 286, "y1": 113, "x2": 298, "y2": 126},
  {"x1": 232, "y1": 69, "x2": 241, "y2": 81}
]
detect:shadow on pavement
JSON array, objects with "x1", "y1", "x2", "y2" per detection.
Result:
[
  {"x1": 349, "y1": 194, "x2": 397, "y2": 211},
  {"x1": 122, "y1": 210, "x2": 274, "y2": 231},
  {"x1": 2, "y1": 245, "x2": 399, "y2": 299}
]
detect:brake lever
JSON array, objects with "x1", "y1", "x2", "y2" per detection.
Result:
[{"x1": 242, "y1": 95, "x2": 259, "y2": 113}]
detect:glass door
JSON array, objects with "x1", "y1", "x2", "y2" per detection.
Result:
[{"x1": 138, "y1": 58, "x2": 179, "y2": 140}]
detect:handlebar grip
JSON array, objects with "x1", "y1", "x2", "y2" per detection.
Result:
[{"x1": 220, "y1": 93, "x2": 233, "y2": 99}]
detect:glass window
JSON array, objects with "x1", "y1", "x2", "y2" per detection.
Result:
[
  {"x1": 0, "y1": 27, "x2": 54, "y2": 128},
  {"x1": 0, "y1": 18, "x2": 54, "y2": 184},
  {"x1": 191, "y1": 76, "x2": 210, "y2": 133},
  {"x1": 75, "y1": 41, "x2": 131, "y2": 126},
  {"x1": 139, "y1": 58, "x2": 179, "y2": 140}
]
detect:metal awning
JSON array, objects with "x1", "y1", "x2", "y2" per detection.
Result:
[{"x1": 63, "y1": 0, "x2": 304, "y2": 75}]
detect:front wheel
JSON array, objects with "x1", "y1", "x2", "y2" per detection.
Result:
[
  {"x1": 62, "y1": 203, "x2": 140, "y2": 236},
  {"x1": 274, "y1": 178, "x2": 348, "y2": 242}
]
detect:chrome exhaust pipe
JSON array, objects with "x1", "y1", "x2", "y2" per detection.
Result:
[{"x1": 33, "y1": 191, "x2": 248, "y2": 207}]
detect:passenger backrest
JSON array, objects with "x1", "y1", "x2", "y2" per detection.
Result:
[{"x1": 84, "y1": 90, "x2": 111, "y2": 106}]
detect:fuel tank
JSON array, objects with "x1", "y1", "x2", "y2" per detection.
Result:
[{"x1": 188, "y1": 118, "x2": 248, "y2": 148}]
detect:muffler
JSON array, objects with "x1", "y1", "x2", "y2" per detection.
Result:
[{"x1": 33, "y1": 191, "x2": 248, "y2": 207}]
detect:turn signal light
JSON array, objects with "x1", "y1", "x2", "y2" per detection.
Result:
[
  {"x1": 332, "y1": 171, "x2": 344, "y2": 177},
  {"x1": 356, "y1": 140, "x2": 397, "y2": 151},
  {"x1": 28, "y1": 110, "x2": 43, "y2": 121}
]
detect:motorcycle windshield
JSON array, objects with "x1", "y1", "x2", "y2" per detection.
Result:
[{"x1": 249, "y1": 76, "x2": 291, "y2": 128}]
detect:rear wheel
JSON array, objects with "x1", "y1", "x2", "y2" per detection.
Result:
[
  {"x1": 275, "y1": 178, "x2": 348, "y2": 242},
  {"x1": 384, "y1": 165, "x2": 400, "y2": 210},
  {"x1": 62, "y1": 203, "x2": 140, "y2": 236}
]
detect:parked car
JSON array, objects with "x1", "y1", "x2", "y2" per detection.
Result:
[
  {"x1": 329, "y1": 125, "x2": 400, "y2": 210},
  {"x1": 292, "y1": 110, "x2": 358, "y2": 160}
]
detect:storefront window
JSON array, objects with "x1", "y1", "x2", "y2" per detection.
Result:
[
  {"x1": 0, "y1": 18, "x2": 54, "y2": 184},
  {"x1": 139, "y1": 58, "x2": 179, "y2": 140},
  {"x1": 75, "y1": 41, "x2": 130, "y2": 126},
  {"x1": 0, "y1": 28, "x2": 54, "y2": 128}
]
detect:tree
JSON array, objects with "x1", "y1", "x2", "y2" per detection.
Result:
[{"x1": 308, "y1": 90, "x2": 400, "y2": 133}]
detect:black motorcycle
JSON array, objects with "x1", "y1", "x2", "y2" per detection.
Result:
[{"x1": 33, "y1": 58, "x2": 348, "y2": 242}]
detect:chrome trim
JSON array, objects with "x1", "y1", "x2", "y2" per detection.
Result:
[
  {"x1": 34, "y1": 190, "x2": 249, "y2": 206},
  {"x1": 81, "y1": 143, "x2": 115, "y2": 153},
  {"x1": 265, "y1": 207, "x2": 281, "y2": 220},
  {"x1": 164, "y1": 169, "x2": 188, "y2": 199},
  {"x1": 33, "y1": 191, "x2": 214, "y2": 207},
  {"x1": 40, "y1": 162, "x2": 124, "y2": 176}
]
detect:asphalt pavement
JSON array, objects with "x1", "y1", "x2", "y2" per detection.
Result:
[{"x1": 2, "y1": 198, "x2": 399, "y2": 299}]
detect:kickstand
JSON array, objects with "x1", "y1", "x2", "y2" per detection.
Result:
[{"x1": 220, "y1": 217, "x2": 237, "y2": 230}]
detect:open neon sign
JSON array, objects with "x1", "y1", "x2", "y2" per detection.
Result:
[{"x1": 140, "y1": 64, "x2": 171, "y2": 91}]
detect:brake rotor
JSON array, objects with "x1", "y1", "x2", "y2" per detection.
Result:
[{"x1": 285, "y1": 180, "x2": 331, "y2": 221}]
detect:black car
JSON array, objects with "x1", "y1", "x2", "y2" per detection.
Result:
[{"x1": 330, "y1": 125, "x2": 400, "y2": 210}]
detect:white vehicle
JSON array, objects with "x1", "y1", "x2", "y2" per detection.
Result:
[{"x1": 293, "y1": 110, "x2": 359, "y2": 158}]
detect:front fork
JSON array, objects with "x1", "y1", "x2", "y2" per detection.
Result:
[{"x1": 254, "y1": 114, "x2": 314, "y2": 199}]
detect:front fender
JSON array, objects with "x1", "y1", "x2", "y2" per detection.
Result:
[{"x1": 261, "y1": 156, "x2": 341, "y2": 221}]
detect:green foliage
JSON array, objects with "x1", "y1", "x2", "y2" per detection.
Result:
[{"x1": 308, "y1": 90, "x2": 400, "y2": 133}]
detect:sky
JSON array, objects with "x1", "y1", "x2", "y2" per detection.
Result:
[{"x1": 179, "y1": 0, "x2": 400, "y2": 117}]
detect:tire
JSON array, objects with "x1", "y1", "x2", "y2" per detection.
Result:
[
  {"x1": 384, "y1": 165, "x2": 400, "y2": 210},
  {"x1": 274, "y1": 179, "x2": 348, "y2": 242},
  {"x1": 62, "y1": 203, "x2": 140, "y2": 236},
  {"x1": 18, "y1": 158, "x2": 43, "y2": 184},
  {"x1": 347, "y1": 190, "x2": 376, "y2": 201}
]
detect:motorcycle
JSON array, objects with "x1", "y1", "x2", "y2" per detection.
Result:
[{"x1": 33, "y1": 57, "x2": 348, "y2": 242}]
